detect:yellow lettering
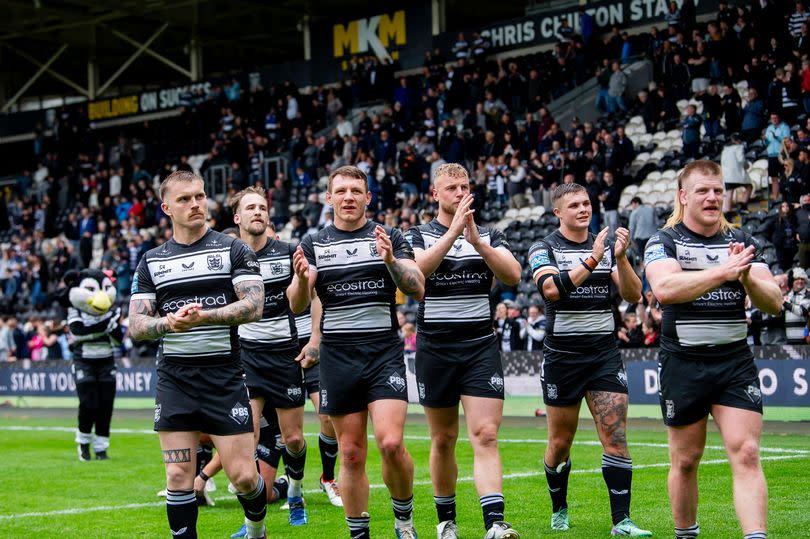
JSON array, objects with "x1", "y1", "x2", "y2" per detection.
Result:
[
  {"x1": 87, "y1": 95, "x2": 139, "y2": 121},
  {"x1": 333, "y1": 19, "x2": 359, "y2": 57},
  {"x1": 378, "y1": 10, "x2": 406, "y2": 47}
]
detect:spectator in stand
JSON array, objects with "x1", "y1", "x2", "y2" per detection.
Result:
[
  {"x1": 681, "y1": 104, "x2": 702, "y2": 160},
  {"x1": 617, "y1": 313, "x2": 644, "y2": 348},
  {"x1": 520, "y1": 304, "x2": 546, "y2": 351},
  {"x1": 0, "y1": 317, "x2": 14, "y2": 361},
  {"x1": 628, "y1": 197, "x2": 657, "y2": 255},
  {"x1": 599, "y1": 170, "x2": 620, "y2": 238},
  {"x1": 760, "y1": 201, "x2": 799, "y2": 271},
  {"x1": 797, "y1": 194, "x2": 810, "y2": 268},
  {"x1": 741, "y1": 88, "x2": 767, "y2": 143},
  {"x1": 720, "y1": 133, "x2": 752, "y2": 214},
  {"x1": 641, "y1": 318, "x2": 660, "y2": 347},
  {"x1": 607, "y1": 61, "x2": 628, "y2": 114},
  {"x1": 765, "y1": 112, "x2": 791, "y2": 200},
  {"x1": 783, "y1": 267, "x2": 810, "y2": 344},
  {"x1": 494, "y1": 301, "x2": 522, "y2": 353}
]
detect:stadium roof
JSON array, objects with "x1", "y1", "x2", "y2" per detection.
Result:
[{"x1": 0, "y1": 0, "x2": 524, "y2": 110}]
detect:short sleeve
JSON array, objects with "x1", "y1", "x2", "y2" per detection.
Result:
[
  {"x1": 489, "y1": 227, "x2": 511, "y2": 250},
  {"x1": 391, "y1": 228, "x2": 415, "y2": 260},
  {"x1": 527, "y1": 240, "x2": 557, "y2": 279},
  {"x1": 131, "y1": 256, "x2": 156, "y2": 300},
  {"x1": 406, "y1": 227, "x2": 424, "y2": 250},
  {"x1": 230, "y1": 239, "x2": 262, "y2": 286},
  {"x1": 743, "y1": 231, "x2": 768, "y2": 269},
  {"x1": 643, "y1": 231, "x2": 675, "y2": 268},
  {"x1": 300, "y1": 234, "x2": 317, "y2": 269}
]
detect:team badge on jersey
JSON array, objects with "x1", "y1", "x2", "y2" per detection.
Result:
[
  {"x1": 546, "y1": 384, "x2": 558, "y2": 400},
  {"x1": 369, "y1": 242, "x2": 379, "y2": 258},
  {"x1": 270, "y1": 262, "x2": 284, "y2": 276},
  {"x1": 207, "y1": 254, "x2": 223, "y2": 271}
]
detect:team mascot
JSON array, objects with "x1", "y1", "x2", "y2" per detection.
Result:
[{"x1": 59, "y1": 269, "x2": 123, "y2": 461}]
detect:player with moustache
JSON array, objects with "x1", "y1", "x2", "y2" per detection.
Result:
[
  {"x1": 287, "y1": 165, "x2": 425, "y2": 539},
  {"x1": 407, "y1": 163, "x2": 522, "y2": 539},
  {"x1": 129, "y1": 171, "x2": 266, "y2": 539},
  {"x1": 644, "y1": 160, "x2": 782, "y2": 539},
  {"x1": 527, "y1": 183, "x2": 652, "y2": 536}
]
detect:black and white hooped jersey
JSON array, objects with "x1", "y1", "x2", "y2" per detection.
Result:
[
  {"x1": 407, "y1": 220, "x2": 510, "y2": 341},
  {"x1": 295, "y1": 307, "x2": 312, "y2": 343},
  {"x1": 528, "y1": 229, "x2": 617, "y2": 354},
  {"x1": 644, "y1": 223, "x2": 767, "y2": 360},
  {"x1": 131, "y1": 228, "x2": 262, "y2": 367},
  {"x1": 238, "y1": 238, "x2": 298, "y2": 351},
  {"x1": 67, "y1": 308, "x2": 124, "y2": 361},
  {"x1": 301, "y1": 221, "x2": 414, "y2": 344}
]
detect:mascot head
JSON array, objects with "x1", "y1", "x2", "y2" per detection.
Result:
[{"x1": 64, "y1": 269, "x2": 117, "y2": 316}]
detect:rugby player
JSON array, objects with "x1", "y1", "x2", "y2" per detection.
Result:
[
  {"x1": 230, "y1": 186, "x2": 310, "y2": 526},
  {"x1": 527, "y1": 183, "x2": 652, "y2": 536},
  {"x1": 644, "y1": 160, "x2": 782, "y2": 539},
  {"x1": 287, "y1": 165, "x2": 425, "y2": 539},
  {"x1": 129, "y1": 170, "x2": 267, "y2": 539},
  {"x1": 407, "y1": 163, "x2": 522, "y2": 539}
]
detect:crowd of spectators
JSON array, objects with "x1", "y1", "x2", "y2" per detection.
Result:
[{"x1": 7, "y1": 1, "x2": 810, "y2": 359}]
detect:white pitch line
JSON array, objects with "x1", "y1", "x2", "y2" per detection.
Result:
[
  {"x1": 0, "y1": 454, "x2": 807, "y2": 521},
  {"x1": 2, "y1": 425, "x2": 808, "y2": 455}
]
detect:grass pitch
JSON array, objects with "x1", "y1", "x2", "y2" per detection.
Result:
[{"x1": 0, "y1": 408, "x2": 808, "y2": 539}]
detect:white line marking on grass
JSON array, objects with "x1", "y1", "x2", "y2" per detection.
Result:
[
  {"x1": 1, "y1": 454, "x2": 807, "y2": 521},
  {"x1": 3, "y1": 426, "x2": 808, "y2": 455}
]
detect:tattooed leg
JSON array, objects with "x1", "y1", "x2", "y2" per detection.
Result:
[
  {"x1": 163, "y1": 448, "x2": 193, "y2": 463},
  {"x1": 585, "y1": 391, "x2": 629, "y2": 457},
  {"x1": 159, "y1": 431, "x2": 200, "y2": 490}
]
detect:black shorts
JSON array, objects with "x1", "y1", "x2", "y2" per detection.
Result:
[
  {"x1": 767, "y1": 156, "x2": 782, "y2": 178},
  {"x1": 319, "y1": 337, "x2": 408, "y2": 415},
  {"x1": 416, "y1": 334, "x2": 504, "y2": 407},
  {"x1": 658, "y1": 349, "x2": 763, "y2": 427},
  {"x1": 71, "y1": 358, "x2": 117, "y2": 385},
  {"x1": 303, "y1": 364, "x2": 320, "y2": 396},
  {"x1": 242, "y1": 347, "x2": 305, "y2": 409},
  {"x1": 541, "y1": 346, "x2": 628, "y2": 407},
  {"x1": 154, "y1": 361, "x2": 253, "y2": 436}
]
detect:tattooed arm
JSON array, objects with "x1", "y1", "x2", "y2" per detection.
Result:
[
  {"x1": 376, "y1": 225, "x2": 425, "y2": 301},
  {"x1": 198, "y1": 280, "x2": 264, "y2": 326},
  {"x1": 128, "y1": 297, "x2": 170, "y2": 341},
  {"x1": 386, "y1": 258, "x2": 425, "y2": 301}
]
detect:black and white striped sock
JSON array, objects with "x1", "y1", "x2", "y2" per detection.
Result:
[
  {"x1": 346, "y1": 514, "x2": 370, "y2": 539},
  {"x1": 166, "y1": 489, "x2": 198, "y2": 538},
  {"x1": 480, "y1": 492, "x2": 505, "y2": 531},
  {"x1": 675, "y1": 522, "x2": 700, "y2": 538},
  {"x1": 392, "y1": 495, "x2": 414, "y2": 528},
  {"x1": 434, "y1": 493, "x2": 456, "y2": 523},
  {"x1": 602, "y1": 453, "x2": 633, "y2": 525}
]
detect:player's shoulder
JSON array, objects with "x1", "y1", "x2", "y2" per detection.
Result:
[{"x1": 260, "y1": 238, "x2": 293, "y2": 256}]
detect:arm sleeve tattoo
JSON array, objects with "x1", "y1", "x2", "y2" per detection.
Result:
[
  {"x1": 128, "y1": 298, "x2": 169, "y2": 341},
  {"x1": 202, "y1": 280, "x2": 264, "y2": 326},
  {"x1": 386, "y1": 259, "x2": 424, "y2": 297}
]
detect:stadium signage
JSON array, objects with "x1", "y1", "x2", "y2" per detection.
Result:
[
  {"x1": 311, "y1": 2, "x2": 432, "y2": 84},
  {"x1": 87, "y1": 81, "x2": 213, "y2": 122},
  {"x1": 434, "y1": 0, "x2": 721, "y2": 55},
  {"x1": 627, "y1": 360, "x2": 810, "y2": 406},
  {"x1": 0, "y1": 367, "x2": 154, "y2": 397}
]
